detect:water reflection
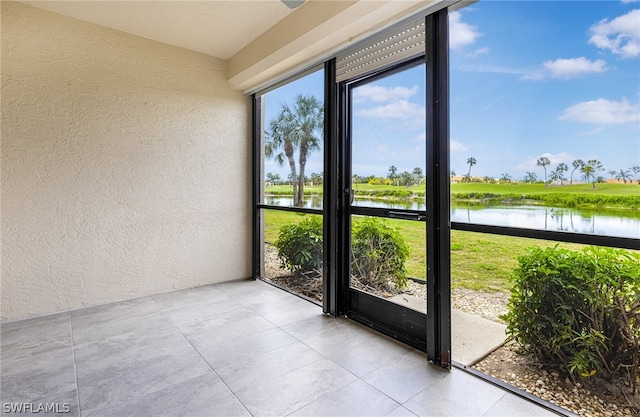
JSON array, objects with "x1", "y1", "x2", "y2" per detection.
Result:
[
  {"x1": 264, "y1": 196, "x2": 640, "y2": 239},
  {"x1": 451, "y1": 205, "x2": 638, "y2": 239},
  {"x1": 265, "y1": 196, "x2": 324, "y2": 209}
]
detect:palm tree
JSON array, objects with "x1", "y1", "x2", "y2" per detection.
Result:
[
  {"x1": 570, "y1": 159, "x2": 584, "y2": 185},
  {"x1": 556, "y1": 163, "x2": 568, "y2": 186},
  {"x1": 264, "y1": 95, "x2": 323, "y2": 207},
  {"x1": 466, "y1": 157, "x2": 477, "y2": 181},
  {"x1": 609, "y1": 170, "x2": 618, "y2": 179},
  {"x1": 412, "y1": 167, "x2": 424, "y2": 185},
  {"x1": 537, "y1": 156, "x2": 551, "y2": 186},
  {"x1": 352, "y1": 174, "x2": 361, "y2": 189},
  {"x1": 581, "y1": 164, "x2": 594, "y2": 185},
  {"x1": 617, "y1": 169, "x2": 631, "y2": 184},
  {"x1": 500, "y1": 173, "x2": 511, "y2": 183},
  {"x1": 388, "y1": 165, "x2": 398, "y2": 186},
  {"x1": 632, "y1": 165, "x2": 640, "y2": 184},
  {"x1": 586, "y1": 159, "x2": 603, "y2": 188},
  {"x1": 523, "y1": 171, "x2": 537, "y2": 183},
  {"x1": 399, "y1": 171, "x2": 414, "y2": 187}
]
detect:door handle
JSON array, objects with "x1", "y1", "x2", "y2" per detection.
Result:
[
  {"x1": 387, "y1": 211, "x2": 426, "y2": 221},
  {"x1": 346, "y1": 188, "x2": 354, "y2": 204}
]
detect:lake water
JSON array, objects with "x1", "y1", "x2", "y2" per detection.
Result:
[{"x1": 263, "y1": 196, "x2": 640, "y2": 239}]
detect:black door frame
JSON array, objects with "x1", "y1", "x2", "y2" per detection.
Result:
[
  {"x1": 338, "y1": 55, "x2": 430, "y2": 353},
  {"x1": 325, "y1": 10, "x2": 451, "y2": 367},
  {"x1": 254, "y1": 9, "x2": 452, "y2": 369},
  {"x1": 424, "y1": 10, "x2": 451, "y2": 368}
]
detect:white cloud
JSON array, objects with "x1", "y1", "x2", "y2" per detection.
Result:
[
  {"x1": 450, "y1": 140, "x2": 468, "y2": 154},
  {"x1": 353, "y1": 85, "x2": 419, "y2": 104},
  {"x1": 589, "y1": 9, "x2": 640, "y2": 58},
  {"x1": 559, "y1": 98, "x2": 640, "y2": 125},
  {"x1": 449, "y1": 11, "x2": 482, "y2": 50},
  {"x1": 356, "y1": 100, "x2": 425, "y2": 120},
  {"x1": 466, "y1": 47, "x2": 490, "y2": 59},
  {"x1": 516, "y1": 152, "x2": 573, "y2": 171},
  {"x1": 456, "y1": 65, "x2": 527, "y2": 76},
  {"x1": 523, "y1": 57, "x2": 608, "y2": 80}
]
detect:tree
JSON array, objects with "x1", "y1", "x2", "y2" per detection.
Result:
[
  {"x1": 549, "y1": 169, "x2": 559, "y2": 184},
  {"x1": 310, "y1": 172, "x2": 323, "y2": 186},
  {"x1": 412, "y1": 167, "x2": 424, "y2": 185},
  {"x1": 399, "y1": 171, "x2": 414, "y2": 187},
  {"x1": 466, "y1": 157, "x2": 477, "y2": 181},
  {"x1": 265, "y1": 95, "x2": 323, "y2": 207},
  {"x1": 585, "y1": 159, "x2": 603, "y2": 189},
  {"x1": 388, "y1": 165, "x2": 398, "y2": 186},
  {"x1": 570, "y1": 159, "x2": 584, "y2": 185},
  {"x1": 556, "y1": 163, "x2": 568, "y2": 186},
  {"x1": 450, "y1": 169, "x2": 456, "y2": 177},
  {"x1": 580, "y1": 164, "x2": 594, "y2": 186},
  {"x1": 536, "y1": 156, "x2": 551, "y2": 186},
  {"x1": 580, "y1": 160, "x2": 603, "y2": 189},
  {"x1": 500, "y1": 173, "x2": 512, "y2": 183},
  {"x1": 523, "y1": 172, "x2": 537, "y2": 183},
  {"x1": 616, "y1": 169, "x2": 631, "y2": 184},
  {"x1": 631, "y1": 165, "x2": 640, "y2": 184},
  {"x1": 266, "y1": 172, "x2": 281, "y2": 185}
]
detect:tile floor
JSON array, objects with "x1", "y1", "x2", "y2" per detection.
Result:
[{"x1": 1, "y1": 279, "x2": 566, "y2": 416}]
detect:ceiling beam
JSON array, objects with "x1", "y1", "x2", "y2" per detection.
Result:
[{"x1": 228, "y1": 0, "x2": 434, "y2": 92}]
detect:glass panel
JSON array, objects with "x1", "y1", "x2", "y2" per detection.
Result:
[
  {"x1": 449, "y1": 2, "x2": 639, "y2": 239},
  {"x1": 449, "y1": 2, "x2": 640, "y2": 412},
  {"x1": 261, "y1": 209, "x2": 323, "y2": 303},
  {"x1": 349, "y1": 215, "x2": 426, "y2": 312},
  {"x1": 260, "y1": 70, "x2": 325, "y2": 209},
  {"x1": 351, "y1": 64, "x2": 426, "y2": 209}
]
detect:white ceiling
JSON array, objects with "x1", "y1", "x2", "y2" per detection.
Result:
[
  {"x1": 21, "y1": 0, "x2": 445, "y2": 91},
  {"x1": 22, "y1": 1, "x2": 297, "y2": 60}
]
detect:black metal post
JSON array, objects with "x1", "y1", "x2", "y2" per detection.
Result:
[
  {"x1": 323, "y1": 59, "x2": 339, "y2": 315},
  {"x1": 252, "y1": 95, "x2": 263, "y2": 279},
  {"x1": 425, "y1": 9, "x2": 451, "y2": 369},
  {"x1": 337, "y1": 80, "x2": 352, "y2": 316}
]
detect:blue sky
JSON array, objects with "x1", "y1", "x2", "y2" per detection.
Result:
[{"x1": 263, "y1": 1, "x2": 640, "y2": 181}]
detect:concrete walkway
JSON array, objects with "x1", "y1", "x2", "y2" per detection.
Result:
[{"x1": 389, "y1": 294, "x2": 507, "y2": 366}]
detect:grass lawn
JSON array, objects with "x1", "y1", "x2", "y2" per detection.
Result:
[
  {"x1": 262, "y1": 209, "x2": 636, "y2": 293},
  {"x1": 450, "y1": 182, "x2": 640, "y2": 197},
  {"x1": 266, "y1": 182, "x2": 640, "y2": 197},
  {"x1": 449, "y1": 231, "x2": 589, "y2": 292}
]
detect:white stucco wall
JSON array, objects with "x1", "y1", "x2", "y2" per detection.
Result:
[{"x1": 1, "y1": 2, "x2": 252, "y2": 320}]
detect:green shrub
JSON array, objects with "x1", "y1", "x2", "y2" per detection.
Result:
[
  {"x1": 274, "y1": 216, "x2": 323, "y2": 272},
  {"x1": 503, "y1": 246, "x2": 640, "y2": 392},
  {"x1": 351, "y1": 218, "x2": 410, "y2": 289}
]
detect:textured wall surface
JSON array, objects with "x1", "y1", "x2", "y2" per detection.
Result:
[{"x1": 1, "y1": 2, "x2": 252, "y2": 320}]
